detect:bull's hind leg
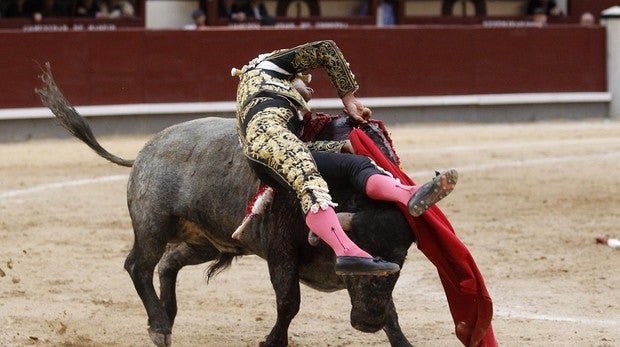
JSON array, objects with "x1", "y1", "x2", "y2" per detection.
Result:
[
  {"x1": 124, "y1": 223, "x2": 175, "y2": 347},
  {"x1": 158, "y1": 241, "x2": 220, "y2": 327}
]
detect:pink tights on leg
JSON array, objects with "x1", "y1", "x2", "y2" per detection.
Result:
[
  {"x1": 365, "y1": 174, "x2": 416, "y2": 206},
  {"x1": 305, "y1": 208, "x2": 371, "y2": 258}
]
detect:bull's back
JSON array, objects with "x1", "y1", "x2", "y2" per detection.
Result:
[{"x1": 127, "y1": 117, "x2": 262, "y2": 252}]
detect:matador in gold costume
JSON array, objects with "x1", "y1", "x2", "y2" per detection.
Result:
[{"x1": 233, "y1": 40, "x2": 458, "y2": 275}]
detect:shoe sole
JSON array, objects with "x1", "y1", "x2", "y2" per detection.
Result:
[{"x1": 408, "y1": 169, "x2": 458, "y2": 217}]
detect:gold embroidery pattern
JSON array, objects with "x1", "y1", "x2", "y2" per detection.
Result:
[
  {"x1": 243, "y1": 108, "x2": 331, "y2": 213},
  {"x1": 236, "y1": 96, "x2": 271, "y2": 142},
  {"x1": 237, "y1": 70, "x2": 309, "y2": 115},
  {"x1": 268, "y1": 40, "x2": 358, "y2": 98},
  {"x1": 306, "y1": 140, "x2": 347, "y2": 153}
]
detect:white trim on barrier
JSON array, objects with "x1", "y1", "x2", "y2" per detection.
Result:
[{"x1": 0, "y1": 92, "x2": 611, "y2": 121}]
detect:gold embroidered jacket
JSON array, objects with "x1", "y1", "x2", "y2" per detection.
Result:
[{"x1": 233, "y1": 40, "x2": 358, "y2": 213}]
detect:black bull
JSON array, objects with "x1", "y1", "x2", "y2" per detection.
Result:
[{"x1": 36, "y1": 65, "x2": 419, "y2": 347}]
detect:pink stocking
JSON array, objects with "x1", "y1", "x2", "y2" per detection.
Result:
[
  {"x1": 365, "y1": 174, "x2": 416, "y2": 206},
  {"x1": 305, "y1": 208, "x2": 371, "y2": 257}
]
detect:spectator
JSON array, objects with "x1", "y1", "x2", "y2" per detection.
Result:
[
  {"x1": 219, "y1": 0, "x2": 246, "y2": 23},
  {"x1": 75, "y1": 0, "x2": 100, "y2": 17},
  {"x1": 580, "y1": 12, "x2": 595, "y2": 26},
  {"x1": 531, "y1": 7, "x2": 547, "y2": 27},
  {"x1": 183, "y1": 8, "x2": 207, "y2": 29},
  {"x1": 240, "y1": 0, "x2": 274, "y2": 25},
  {"x1": 441, "y1": 0, "x2": 486, "y2": 16},
  {"x1": 526, "y1": 0, "x2": 563, "y2": 17},
  {"x1": 377, "y1": 0, "x2": 396, "y2": 26},
  {"x1": 98, "y1": 0, "x2": 134, "y2": 18},
  {"x1": 27, "y1": 0, "x2": 70, "y2": 22}
]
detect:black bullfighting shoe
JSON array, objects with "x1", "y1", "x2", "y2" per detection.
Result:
[
  {"x1": 407, "y1": 169, "x2": 458, "y2": 217},
  {"x1": 335, "y1": 256, "x2": 400, "y2": 276}
]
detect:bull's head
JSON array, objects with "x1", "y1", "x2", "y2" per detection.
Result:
[
  {"x1": 336, "y1": 209, "x2": 414, "y2": 332},
  {"x1": 344, "y1": 273, "x2": 401, "y2": 332}
]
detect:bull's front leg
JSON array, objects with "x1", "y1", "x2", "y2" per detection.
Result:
[
  {"x1": 261, "y1": 238, "x2": 301, "y2": 347},
  {"x1": 383, "y1": 299, "x2": 413, "y2": 347}
]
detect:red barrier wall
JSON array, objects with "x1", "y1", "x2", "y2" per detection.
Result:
[{"x1": 0, "y1": 26, "x2": 606, "y2": 109}]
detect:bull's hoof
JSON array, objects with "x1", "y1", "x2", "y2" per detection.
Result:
[
  {"x1": 259, "y1": 337, "x2": 287, "y2": 347},
  {"x1": 335, "y1": 256, "x2": 400, "y2": 276},
  {"x1": 148, "y1": 328, "x2": 172, "y2": 347}
]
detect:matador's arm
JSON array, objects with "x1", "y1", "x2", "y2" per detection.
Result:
[{"x1": 264, "y1": 40, "x2": 359, "y2": 99}]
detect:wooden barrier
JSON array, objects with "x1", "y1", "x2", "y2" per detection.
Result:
[{"x1": 0, "y1": 25, "x2": 606, "y2": 109}]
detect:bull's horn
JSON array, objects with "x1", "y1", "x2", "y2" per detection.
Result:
[{"x1": 336, "y1": 212, "x2": 355, "y2": 231}]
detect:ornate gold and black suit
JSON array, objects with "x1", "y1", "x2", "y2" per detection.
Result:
[{"x1": 234, "y1": 40, "x2": 358, "y2": 214}]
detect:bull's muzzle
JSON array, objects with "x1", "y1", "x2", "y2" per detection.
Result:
[{"x1": 350, "y1": 309, "x2": 387, "y2": 333}]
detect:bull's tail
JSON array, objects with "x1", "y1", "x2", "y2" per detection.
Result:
[
  {"x1": 35, "y1": 62, "x2": 134, "y2": 167},
  {"x1": 205, "y1": 253, "x2": 236, "y2": 283}
]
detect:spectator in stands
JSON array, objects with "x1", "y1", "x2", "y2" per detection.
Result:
[
  {"x1": 526, "y1": 0, "x2": 563, "y2": 17},
  {"x1": 240, "y1": 0, "x2": 275, "y2": 25},
  {"x1": 75, "y1": 0, "x2": 100, "y2": 17},
  {"x1": 183, "y1": 8, "x2": 207, "y2": 29},
  {"x1": 98, "y1": 0, "x2": 134, "y2": 18},
  {"x1": 442, "y1": 0, "x2": 486, "y2": 16},
  {"x1": 27, "y1": 0, "x2": 70, "y2": 22},
  {"x1": 531, "y1": 7, "x2": 547, "y2": 27},
  {"x1": 377, "y1": 0, "x2": 396, "y2": 26},
  {"x1": 580, "y1": 12, "x2": 595, "y2": 26},
  {"x1": 219, "y1": 0, "x2": 246, "y2": 23}
]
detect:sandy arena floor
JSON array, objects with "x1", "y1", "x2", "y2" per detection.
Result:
[{"x1": 1, "y1": 118, "x2": 619, "y2": 347}]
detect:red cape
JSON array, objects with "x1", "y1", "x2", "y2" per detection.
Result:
[{"x1": 350, "y1": 128, "x2": 497, "y2": 347}]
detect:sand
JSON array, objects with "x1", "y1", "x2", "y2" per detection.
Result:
[{"x1": 1, "y1": 119, "x2": 619, "y2": 347}]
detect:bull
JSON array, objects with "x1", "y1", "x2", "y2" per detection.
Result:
[{"x1": 36, "y1": 64, "x2": 418, "y2": 347}]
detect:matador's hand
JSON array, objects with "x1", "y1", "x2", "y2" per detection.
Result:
[{"x1": 342, "y1": 93, "x2": 371, "y2": 124}]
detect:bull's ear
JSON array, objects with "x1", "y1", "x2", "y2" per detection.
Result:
[{"x1": 336, "y1": 212, "x2": 355, "y2": 231}]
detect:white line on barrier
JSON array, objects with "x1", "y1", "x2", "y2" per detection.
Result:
[{"x1": 1, "y1": 92, "x2": 611, "y2": 120}]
